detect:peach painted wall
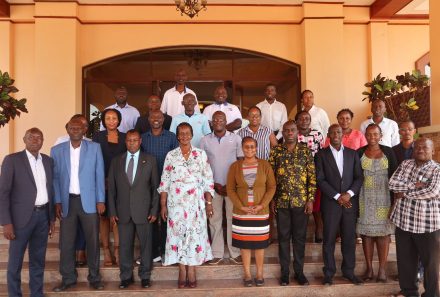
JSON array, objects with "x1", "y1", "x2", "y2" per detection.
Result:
[{"x1": 0, "y1": 2, "x2": 431, "y2": 161}]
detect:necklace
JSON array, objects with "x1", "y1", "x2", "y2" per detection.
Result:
[{"x1": 181, "y1": 146, "x2": 192, "y2": 157}]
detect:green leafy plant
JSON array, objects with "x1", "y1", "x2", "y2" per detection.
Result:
[
  {"x1": 362, "y1": 70, "x2": 430, "y2": 121},
  {"x1": 0, "y1": 70, "x2": 28, "y2": 127}
]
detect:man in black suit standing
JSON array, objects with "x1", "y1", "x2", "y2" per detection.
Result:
[
  {"x1": 0, "y1": 127, "x2": 55, "y2": 297},
  {"x1": 315, "y1": 124, "x2": 364, "y2": 286},
  {"x1": 108, "y1": 129, "x2": 159, "y2": 289}
]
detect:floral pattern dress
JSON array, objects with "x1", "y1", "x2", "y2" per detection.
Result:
[{"x1": 158, "y1": 147, "x2": 215, "y2": 266}]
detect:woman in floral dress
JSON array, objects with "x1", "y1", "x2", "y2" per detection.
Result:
[{"x1": 158, "y1": 122, "x2": 214, "y2": 289}]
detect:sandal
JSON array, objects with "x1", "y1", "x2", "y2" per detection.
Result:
[
  {"x1": 243, "y1": 279, "x2": 253, "y2": 287},
  {"x1": 254, "y1": 278, "x2": 265, "y2": 287}
]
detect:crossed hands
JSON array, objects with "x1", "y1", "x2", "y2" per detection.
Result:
[
  {"x1": 241, "y1": 205, "x2": 263, "y2": 215},
  {"x1": 337, "y1": 192, "x2": 352, "y2": 208}
]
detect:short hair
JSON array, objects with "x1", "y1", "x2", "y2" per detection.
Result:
[
  {"x1": 398, "y1": 120, "x2": 415, "y2": 128},
  {"x1": 116, "y1": 86, "x2": 127, "y2": 92},
  {"x1": 336, "y1": 108, "x2": 354, "y2": 119},
  {"x1": 328, "y1": 123, "x2": 341, "y2": 133},
  {"x1": 366, "y1": 123, "x2": 382, "y2": 134},
  {"x1": 101, "y1": 108, "x2": 122, "y2": 129},
  {"x1": 212, "y1": 110, "x2": 226, "y2": 119},
  {"x1": 294, "y1": 110, "x2": 311, "y2": 122},
  {"x1": 283, "y1": 120, "x2": 297, "y2": 129},
  {"x1": 126, "y1": 129, "x2": 140, "y2": 138},
  {"x1": 148, "y1": 110, "x2": 164, "y2": 119},
  {"x1": 301, "y1": 89, "x2": 313, "y2": 98},
  {"x1": 183, "y1": 93, "x2": 196, "y2": 101},
  {"x1": 265, "y1": 83, "x2": 277, "y2": 90},
  {"x1": 242, "y1": 136, "x2": 257, "y2": 147},
  {"x1": 24, "y1": 127, "x2": 43, "y2": 138},
  {"x1": 248, "y1": 106, "x2": 262, "y2": 115},
  {"x1": 176, "y1": 122, "x2": 193, "y2": 138}
]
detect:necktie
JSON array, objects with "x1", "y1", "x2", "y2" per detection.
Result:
[{"x1": 127, "y1": 154, "x2": 134, "y2": 184}]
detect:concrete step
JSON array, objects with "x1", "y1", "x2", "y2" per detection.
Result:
[
  {"x1": 0, "y1": 256, "x2": 399, "y2": 284},
  {"x1": 0, "y1": 277, "x2": 401, "y2": 297}
]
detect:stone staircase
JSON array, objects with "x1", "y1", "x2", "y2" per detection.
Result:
[{"x1": 0, "y1": 222, "x2": 401, "y2": 296}]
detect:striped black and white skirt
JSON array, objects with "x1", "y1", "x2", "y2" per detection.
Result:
[{"x1": 231, "y1": 213, "x2": 270, "y2": 249}]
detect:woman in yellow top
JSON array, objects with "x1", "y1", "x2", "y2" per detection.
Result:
[{"x1": 227, "y1": 136, "x2": 276, "y2": 287}]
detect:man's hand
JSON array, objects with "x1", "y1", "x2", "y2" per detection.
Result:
[
  {"x1": 110, "y1": 216, "x2": 119, "y2": 225},
  {"x1": 414, "y1": 182, "x2": 426, "y2": 189},
  {"x1": 338, "y1": 193, "x2": 352, "y2": 208},
  {"x1": 49, "y1": 221, "x2": 55, "y2": 239},
  {"x1": 214, "y1": 183, "x2": 227, "y2": 196},
  {"x1": 270, "y1": 201, "x2": 277, "y2": 215},
  {"x1": 394, "y1": 192, "x2": 404, "y2": 199},
  {"x1": 148, "y1": 215, "x2": 157, "y2": 223},
  {"x1": 96, "y1": 202, "x2": 105, "y2": 215},
  {"x1": 304, "y1": 201, "x2": 314, "y2": 214},
  {"x1": 2, "y1": 224, "x2": 15, "y2": 240},
  {"x1": 55, "y1": 203, "x2": 63, "y2": 220}
]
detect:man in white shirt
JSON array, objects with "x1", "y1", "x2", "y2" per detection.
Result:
[
  {"x1": 256, "y1": 84, "x2": 288, "y2": 140},
  {"x1": 54, "y1": 114, "x2": 90, "y2": 146},
  {"x1": 160, "y1": 69, "x2": 199, "y2": 117},
  {"x1": 360, "y1": 99, "x2": 400, "y2": 147},
  {"x1": 203, "y1": 86, "x2": 242, "y2": 132},
  {"x1": 301, "y1": 90, "x2": 330, "y2": 139},
  {"x1": 101, "y1": 87, "x2": 140, "y2": 133}
]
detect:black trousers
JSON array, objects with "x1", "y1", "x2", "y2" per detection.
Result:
[
  {"x1": 151, "y1": 218, "x2": 166, "y2": 259},
  {"x1": 321, "y1": 200, "x2": 357, "y2": 278},
  {"x1": 59, "y1": 197, "x2": 101, "y2": 285},
  {"x1": 276, "y1": 207, "x2": 309, "y2": 276},
  {"x1": 118, "y1": 219, "x2": 153, "y2": 281},
  {"x1": 7, "y1": 207, "x2": 49, "y2": 297},
  {"x1": 395, "y1": 227, "x2": 440, "y2": 297}
]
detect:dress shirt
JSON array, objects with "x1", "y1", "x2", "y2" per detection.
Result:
[
  {"x1": 25, "y1": 150, "x2": 48, "y2": 206},
  {"x1": 69, "y1": 142, "x2": 81, "y2": 194},
  {"x1": 160, "y1": 86, "x2": 199, "y2": 117},
  {"x1": 389, "y1": 159, "x2": 440, "y2": 233},
  {"x1": 170, "y1": 113, "x2": 211, "y2": 148},
  {"x1": 141, "y1": 129, "x2": 179, "y2": 175},
  {"x1": 125, "y1": 150, "x2": 140, "y2": 182},
  {"x1": 54, "y1": 135, "x2": 90, "y2": 146},
  {"x1": 360, "y1": 117, "x2": 400, "y2": 147},
  {"x1": 329, "y1": 144, "x2": 354, "y2": 200},
  {"x1": 199, "y1": 131, "x2": 243, "y2": 185},
  {"x1": 100, "y1": 103, "x2": 140, "y2": 133},
  {"x1": 256, "y1": 99, "x2": 288, "y2": 139},
  {"x1": 202, "y1": 102, "x2": 242, "y2": 124},
  {"x1": 237, "y1": 125, "x2": 272, "y2": 160},
  {"x1": 304, "y1": 105, "x2": 330, "y2": 139}
]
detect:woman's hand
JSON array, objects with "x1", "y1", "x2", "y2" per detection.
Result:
[
  {"x1": 240, "y1": 206, "x2": 252, "y2": 214},
  {"x1": 161, "y1": 206, "x2": 168, "y2": 221},
  {"x1": 206, "y1": 204, "x2": 214, "y2": 218},
  {"x1": 250, "y1": 205, "x2": 263, "y2": 215}
]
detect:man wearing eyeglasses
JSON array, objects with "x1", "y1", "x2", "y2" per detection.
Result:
[{"x1": 392, "y1": 120, "x2": 416, "y2": 164}]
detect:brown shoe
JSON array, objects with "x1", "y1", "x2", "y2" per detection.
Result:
[{"x1": 230, "y1": 255, "x2": 243, "y2": 265}]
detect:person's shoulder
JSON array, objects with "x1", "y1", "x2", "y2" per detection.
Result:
[
  {"x1": 256, "y1": 100, "x2": 265, "y2": 107},
  {"x1": 258, "y1": 158, "x2": 272, "y2": 168},
  {"x1": 3, "y1": 151, "x2": 24, "y2": 162}
]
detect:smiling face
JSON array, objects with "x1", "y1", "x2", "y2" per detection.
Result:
[
  {"x1": 337, "y1": 111, "x2": 352, "y2": 130},
  {"x1": 296, "y1": 112, "x2": 311, "y2": 131},
  {"x1": 182, "y1": 94, "x2": 197, "y2": 113},
  {"x1": 148, "y1": 111, "x2": 164, "y2": 130},
  {"x1": 248, "y1": 107, "x2": 261, "y2": 127},
  {"x1": 242, "y1": 138, "x2": 257, "y2": 159},
  {"x1": 414, "y1": 138, "x2": 434, "y2": 163},
  {"x1": 23, "y1": 129, "x2": 44, "y2": 155},
  {"x1": 214, "y1": 87, "x2": 228, "y2": 104},
  {"x1": 67, "y1": 119, "x2": 85, "y2": 142},
  {"x1": 371, "y1": 100, "x2": 386, "y2": 118},
  {"x1": 365, "y1": 125, "x2": 382, "y2": 146},
  {"x1": 104, "y1": 110, "x2": 119, "y2": 131},
  {"x1": 301, "y1": 91, "x2": 314, "y2": 110},
  {"x1": 174, "y1": 69, "x2": 188, "y2": 85},
  {"x1": 212, "y1": 112, "x2": 227, "y2": 133},
  {"x1": 177, "y1": 125, "x2": 193, "y2": 146}
]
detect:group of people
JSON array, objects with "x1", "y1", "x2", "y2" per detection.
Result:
[{"x1": 0, "y1": 68, "x2": 439, "y2": 297}]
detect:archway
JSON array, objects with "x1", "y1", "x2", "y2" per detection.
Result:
[{"x1": 83, "y1": 46, "x2": 301, "y2": 121}]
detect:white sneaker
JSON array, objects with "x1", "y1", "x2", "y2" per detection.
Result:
[{"x1": 153, "y1": 256, "x2": 162, "y2": 263}]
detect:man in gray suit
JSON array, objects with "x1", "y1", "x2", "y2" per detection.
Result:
[
  {"x1": 108, "y1": 129, "x2": 159, "y2": 289},
  {"x1": 0, "y1": 127, "x2": 55, "y2": 297}
]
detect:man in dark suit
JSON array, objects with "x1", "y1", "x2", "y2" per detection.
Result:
[
  {"x1": 315, "y1": 124, "x2": 364, "y2": 286},
  {"x1": 51, "y1": 118, "x2": 106, "y2": 292},
  {"x1": 135, "y1": 95, "x2": 172, "y2": 134},
  {"x1": 0, "y1": 127, "x2": 55, "y2": 297},
  {"x1": 108, "y1": 129, "x2": 159, "y2": 289}
]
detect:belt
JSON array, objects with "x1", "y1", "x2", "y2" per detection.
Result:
[
  {"x1": 34, "y1": 203, "x2": 48, "y2": 211},
  {"x1": 69, "y1": 193, "x2": 81, "y2": 198}
]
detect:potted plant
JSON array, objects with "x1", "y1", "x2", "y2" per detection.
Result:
[{"x1": 0, "y1": 70, "x2": 28, "y2": 127}]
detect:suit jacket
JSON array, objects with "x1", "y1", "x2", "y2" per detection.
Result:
[
  {"x1": 107, "y1": 151, "x2": 159, "y2": 225},
  {"x1": 50, "y1": 140, "x2": 105, "y2": 217},
  {"x1": 0, "y1": 150, "x2": 54, "y2": 228},
  {"x1": 315, "y1": 146, "x2": 363, "y2": 208},
  {"x1": 135, "y1": 114, "x2": 172, "y2": 135}
]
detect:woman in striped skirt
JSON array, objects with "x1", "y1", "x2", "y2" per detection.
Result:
[{"x1": 226, "y1": 136, "x2": 276, "y2": 287}]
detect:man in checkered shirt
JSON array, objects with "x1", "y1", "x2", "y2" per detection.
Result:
[{"x1": 389, "y1": 137, "x2": 440, "y2": 297}]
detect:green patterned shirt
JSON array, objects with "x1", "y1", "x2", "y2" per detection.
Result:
[{"x1": 268, "y1": 143, "x2": 316, "y2": 208}]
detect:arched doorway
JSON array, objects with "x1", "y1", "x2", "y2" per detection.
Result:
[{"x1": 83, "y1": 46, "x2": 301, "y2": 122}]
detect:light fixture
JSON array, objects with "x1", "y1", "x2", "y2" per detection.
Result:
[{"x1": 174, "y1": 0, "x2": 207, "y2": 18}]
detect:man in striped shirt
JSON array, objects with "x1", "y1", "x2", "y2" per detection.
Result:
[{"x1": 389, "y1": 137, "x2": 440, "y2": 297}]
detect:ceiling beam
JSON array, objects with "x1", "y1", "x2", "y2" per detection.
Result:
[
  {"x1": 370, "y1": 0, "x2": 413, "y2": 19},
  {"x1": 0, "y1": 0, "x2": 10, "y2": 17}
]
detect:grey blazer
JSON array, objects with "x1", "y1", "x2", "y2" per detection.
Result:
[
  {"x1": 0, "y1": 150, "x2": 54, "y2": 228},
  {"x1": 107, "y1": 151, "x2": 159, "y2": 225}
]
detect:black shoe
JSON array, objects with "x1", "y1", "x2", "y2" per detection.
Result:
[
  {"x1": 280, "y1": 275, "x2": 289, "y2": 286},
  {"x1": 294, "y1": 273, "x2": 309, "y2": 286},
  {"x1": 343, "y1": 274, "x2": 363, "y2": 285},
  {"x1": 90, "y1": 281, "x2": 104, "y2": 290},
  {"x1": 254, "y1": 278, "x2": 265, "y2": 287},
  {"x1": 119, "y1": 277, "x2": 134, "y2": 289},
  {"x1": 141, "y1": 279, "x2": 151, "y2": 288},
  {"x1": 53, "y1": 282, "x2": 76, "y2": 292},
  {"x1": 322, "y1": 275, "x2": 333, "y2": 286}
]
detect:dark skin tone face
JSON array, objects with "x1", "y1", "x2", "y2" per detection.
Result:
[
  {"x1": 301, "y1": 91, "x2": 314, "y2": 111},
  {"x1": 212, "y1": 112, "x2": 227, "y2": 135},
  {"x1": 114, "y1": 88, "x2": 128, "y2": 107},
  {"x1": 147, "y1": 95, "x2": 161, "y2": 112},
  {"x1": 175, "y1": 69, "x2": 188, "y2": 86},
  {"x1": 248, "y1": 108, "x2": 261, "y2": 127},
  {"x1": 177, "y1": 126, "x2": 193, "y2": 146},
  {"x1": 282, "y1": 122, "x2": 298, "y2": 145},
  {"x1": 371, "y1": 100, "x2": 386, "y2": 119},
  {"x1": 399, "y1": 121, "x2": 416, "y2": 142},
  {"x1": 148, "y1": 111, "x2": 164, "y2": 131},
  {"x1": 24, "y1": 130, "x2": 44, "y2": 157},
  {"x1": 67, "y1": 120, "x2": 85, "y2": 146},
  {"x1": 296, "y1": 112, "x2": 311, "y2": 132},
  {"x1": 365, "y1": 126, "x2": 382, "y2": 147},
  {"x1": 328, "y1": 125, "x2": 343, "y2": 149},
  {"x1": 265, "y1": 85, "x2": 277, "y2": 103},
  {"x1": 337, "y1": 111, "x2": 352, "y2": 131},
  {"x1": 214, "y1": 87, "x2": 227, "y2": 104},
  {"x1": 182, "y1": 94, "x2": 197, "y2": 116},
  {"x1": 414, "y1": 138, "x2": 434, "y2": 165},
  {"x1": 125, "y1": 132, "x2": 142, "y2": 154}
]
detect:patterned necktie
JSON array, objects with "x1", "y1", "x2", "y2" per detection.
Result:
[{"x1": 127, "y1": 154, "x2": 134, "y2": 184}]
